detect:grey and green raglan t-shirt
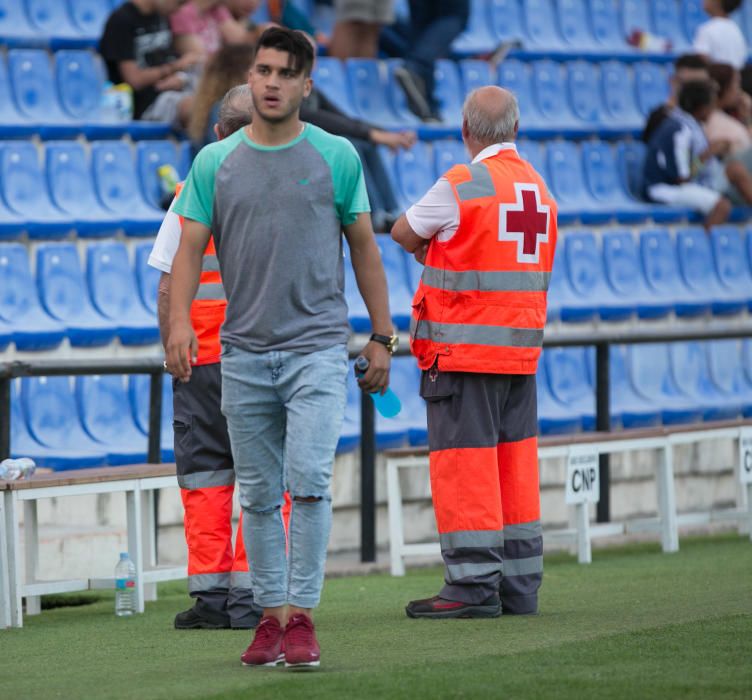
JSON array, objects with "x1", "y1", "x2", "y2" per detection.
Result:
[{"x1": 173, "y1": 123, "x2": 370, "y2": 354}]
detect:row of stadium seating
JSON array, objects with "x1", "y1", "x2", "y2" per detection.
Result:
[
  {"x1": 3, "y1": 224, "x2": 752, "y2": 353},
  {"x1": 10, "y1": 337, "x2": 752, "y2": 469}
]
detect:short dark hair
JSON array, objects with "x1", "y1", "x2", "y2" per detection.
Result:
[
  {"x1": 254, "y1": 26, "x2": 314, "y2": 77},
  {"x1": 709, "y1": 62, "x2": 736, "y2": 99},
  {"x1": 678, "y1": 80, "x2": 717, "y2": 114},
  {"x1": 722, "y1": 0, "x2": 742, "y2": 14},
  {"x1": 674, "y1": 53, "x2": 709, "y2": 71}
]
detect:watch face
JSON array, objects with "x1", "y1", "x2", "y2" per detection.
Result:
[{"x1": 389, "y1": 335, "x2": 399, "y2": 352}]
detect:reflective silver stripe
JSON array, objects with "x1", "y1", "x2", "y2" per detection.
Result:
[
  {"x1": 188, "y1": 572, "x2": 230, "y2": 592},
  {"x1": 503, "y1": 556, "x2": 544, "y2": 577},
  {"x1": 446, "y1": 561, "x2": 501, "y2": 580},
  {"x1": 178, "y1": 469, "x2": 235, "y2": 490},
  {"x1": 456, "y1": 162, "x2": 496, "y2": 201},
  {"x1": 422, "y1": 267, "x2": 551, "y2": 293},
  {"x1": 503, "y1": 520, "x2": 542, "y2": 541},
  {"x1": 414, "y1": 320, "x2": 543, "y2": 348},
  {"x1": 440, "y1": 529, "x2": 504, "y2": 550},
  {"x1": 194, "y1": 282, "x2": 226, "y2": 301},
  {"x1": 230, "y1": 571, "x2": 252, "y2": 589},
  {"x1": 202, "y1": 255, "x2": 220, "y2": 272}
]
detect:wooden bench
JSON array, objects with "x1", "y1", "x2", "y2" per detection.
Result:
[
  {"x1": 0, "y1": 463, "x2": 185, "y2": 629},
  {"x1": 385, "y1": 420, "x2": 752, "y2": 576}
]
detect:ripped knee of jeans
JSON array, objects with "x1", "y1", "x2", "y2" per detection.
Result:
[{"x1": 292, "y1": 495, "x2": 324, "y2": 504}]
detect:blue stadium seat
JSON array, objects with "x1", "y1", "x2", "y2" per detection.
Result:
[
  {"x1": 384, "y1": 60, "x2": 422, "y2": 128},
  {"x1": 706, "y1": 340, "x2": 752, "y2": 418},
  {"x1": 0, "y1": 243, "x2": 65, "y2": 351},
  {"x1": 627, "y1": 344, "x2": 703, "y2": 425},
  {"x1": 21, "y1": 376, "x2": 112, "y2": 465},
  {"x1": 45, "y1": 141, "x2": 120, "y2": 237},
  {"x1": 489, "y1": 0, "x2": 525, "y2": 45},
  {"x1": 405, "y1": 251, "x2": 422, "y2": 295},
  {"x1": 555, "y1": 0, "x2": 600, "y2": 53},
  {"x1": 433, "y1": 59, "x2": 464, "y2": 126},
  {"x1": 532, "y1": 60, "x2": 584, "y2": 135},
  {"x1": 432, "y1": 139, "x2": 468, "y2": 179},
  {"x1": 669, "y1": 342, "x2": 741, "y2": 421},
  {"x1": 0, "y1": 0, "x2": 40, "y2": 47},
  {"x1": 129, "y1": 374, "x2": 174, "y2": 462},
  {"x1": 651, "y1": 0, "x2": 691, "y2": 52},
  {"x1": 498, "y1": 60, "x2": 547, "y2": 135},
  {"x1": 522, "y1": 0, "x2": 566, "y2": 52},
  {"x1": 620, "y1": 0, "x2": 652, "y2": 47},
  {"x1": 388, "y1": 356, "x2": 426, "y2": 446},
  {"x1": 76, "y1": 375, "x2": 149, "y2": 465},
  {"x1": 681, "y1": 0, "x2": 708, "y2": 45},
  {"x1": 602, "y1": 229, "x2": 671, "y2": 319},
  {"x1": 87, "y1": 242, "x2": 160, "y2": 345},
  {"x1": 136, "y1": 140, "x2": 179, "y2": 209},
  {"x1": 7, "y1": 49, "x2": 78, "y2": 139},
  {"x1": 0, "y1": 317, "x2": 11, "y2": 350},
  {"x1": 36, "y1": 243, "x2": 117, "y2": 347},
  {"x1": 588, "y1": 0, "x2": 630, "y2": 54},
  {"x1": 633, "y1": 62, "x2": 670, "y2": 118},
  {"x1": 544, "y1": 347, "x2": 595, "y2": 431},
  {"x1": 547, "y1": 241, "x2": 598, "y2": 323},
  {"x1": 178, "y1": 140, "x2": 194, "y2": 178},
  {"x1": 134, "y1": 242, "x2": 160, "y2": 315},
  {"x1": 346, "y1": 59, "x2": 402, "y2": 129},
  {"x1": 394, "y1": 141, "x2": 436, "y2": 212},
  {"x1": 25, "y1": 0, "x2": 88, "y2": 49},
  {"x1": 600, "y1": 61, "x2": 643, "y2": 133},
  {"x1": 67, "y1": 0, "x2": 112, "y2": 45},
  {"x1": 711, "y1": 226, "x2": 752, "y2": 311},
  {"x1": 375, "y1": 236, "x2": 413, "y2": 331},
  {"x1": 639, "y1": 228, "x2": 709, "y2": 318},
  {"x1": 312, "y1": 57, "x2": 358, "y2": 119},
  {"x1": 0, "y1": 56, "x2": 35, "y2": 139},
  {"x1": 459, "y1": 59, "x2": 493, "y2": 97},
  {"x1": 546, "y1": 142, "x2": 608, "y2": 224},
  {"x1": 516, "y1": 138, "x2": 548, "y2": 180},
  {"x1": 566, "y1": 61, "x2": 604, "y2": 131},
  {"x1": 90, "y1": 141, "x2": 164, "y2": 236},
  {"x1": 537, "y1": 357, "x2": 583, "y2": 435},
  {"x1": 564, "y1": 230, "x2": 634, "y2": 321},
  {"x1": 676, "y1": 227, "x2": 746, "y2": 316},
  {"x1": 452, "y1": 0, "x2": 497, "y2": 55},
  {"x1": 0, "y1": 141, "x2": 72, "y2": 239},
  {"x1": 344, "y1": 252, "x2": 370, "y2": 332}
]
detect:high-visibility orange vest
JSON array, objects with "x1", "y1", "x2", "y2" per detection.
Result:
[
  {"x1": 410, "y1": 146, "x2": 557, "y2": 375},
  {"x1": 174, "y1": 182, "x2": 226, "y2": 366}
]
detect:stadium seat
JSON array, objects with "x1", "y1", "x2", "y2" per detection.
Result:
[
  {"x1": 134, "y1": 242, "x2": 160, "y2": 315},
  {"x1": 588, "y1": 0, "x2": 630, "y2": 54},
  {"x1": 521, "y1": 0, "x2": 566, "y2": 52},
  {"x1": 388, "y1": 356, "x2": 426, "y2": 446},
  {"x1": 90, "y1": 141, "x2": 164, "y2": 236},
  {"x1": 544, "y1": 347, "x2": 595, "y2": 431},
  {"x1": 452, "y1": 0, "x2": 497, "y2": 55},
  {"x1": 633, "y1": 62, "x2": 670, "y2": 118},
  {"x1": 547, "y1": 241, "x2": 598, "y2": 323},
  {"x1": 537, "y1": 358, "x2": 583, "y2": 435},
  {"x1": 676, "y1": 227, "x2": 746, "y2": 316},
  {"x1": 706, "y1": 340, "x2": 752, "y2": 418},
  {"x1": 639, "y1": 228, "x2": 709, "y2": 317},
  {"x1": 7, "y1": 49, "x2": 79, "y2": 139},
  {"x1": 0, "y1": 317, "x2": 11, "y2": 350},
  {"x1": 136, "y1": 140, "x2": 179, "y2": 209},
  {"x1": 627, "y1": 344, "x2": 703, "y2": 425},
  {"x1": 76, "y1": 375, "x2": 149, "y2": 465},
  {"x1": 669, "y1": 342, "x2": 742, "y2": 421},
  {"x1": 394, "y1": 141, "x2": 436, "y2": 212},
  {"x1": 602, "y1": 229, "x2": 671, "y2": 319},
  {"x1": 25, "y1": 0, "x2": 89, "y2": 49},
  {"x1": 384, "y1": 60, "x2": 423, "y2": 128},
  {"x1": 405, "y1": 251, "x2": 422, "y2": 294},
  {"x1": 375, "y1": 236, "x2": 413, "y2": 331},
  {"x1": 516, "y1": 138, "x2": 548, "y2": 181},
  {"x1": 620, "y1": 0, "x2": 652, "y2": 48},
  {"x1": 681, "y1": 0, "x2": 708, "y2": 45},
  {"x1": 346, "y1": 59, "x2": 402, "y2": 129},
  {"x1": 600, "y1": 61, "x2": 644, "y2": 133},
  {"x1": 546, "y1": 142, "x2": 608, "y2": 224},
  {"x1": 459, "y1": 59, "x2": 493, "y2": 97},
  {"x1": 432, "y1": 139, "x2": 468, "y2": 179},
  {"x1": 0, "y1": 141, "x2": 72, "y2": 238},
  {"x1": 36, "y1": 243, "x2": 117, "y2": 347},
  {"x1": 11, "y1": 380, "x2": 107, "y2": 470},
  {"x1": 0, "y1": 55, "x2": 36, "y2": 140},
  {"x1": 555, "y1": 0, "x2": 600, "y2": 53},
  {"x1": 711, "y1": 226, "x2": 752, "y2": 311},
  {"x1": 566, "y1": 60, "x2": 604, "y2": 131},
  {"x1": 87, "y1": 242, "x2": 160, "y2": 345},
  {"x1": 129, "y1": 373, "x2": 175, "y2": 463},
  {"x1": 433, "y1": 59, "x2": 464, "y2": 126},
  {"x1": 45, "y1": 141, "x2": 120, "y2": 237},
  {"x1": 0, "y1": 243, "x2": 66, "y2": 351},
  {"x1": 498, "y1": 60, "x2": 548, "y2": 135},
  {"x1": 178, "y1": 140, "x2": 194, "y2": 178},
  {"x1": 532, "y1": 60, "x2": 584, "y2": 135},
  {"x1": 651, "y1": 0, "x2": 691, "y2": 52},
  {"x1": 312, "y1": 57, "x2": 358, "y2": 119},
  {"x1": 67, "y1": 0, "x2": 112, "y2": 45},
  {"x1": 0, "y1": 0, "x2": 40, "y2": 48},
  {"x1": 564, "y1": 230, "x2": 633, "y2": 321},
  {"x1": 21, "y1": 376, "x2": 112, "y2": 465},
  {"x1": 344, "y1": 252, "x2": 370, "y2": 332},
  {"x1": 489, "y1": 0, "x2": 525, "y2": 45}
]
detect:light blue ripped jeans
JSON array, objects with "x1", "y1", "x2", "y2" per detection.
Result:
[{"x1": 220, "y1": 343, "x2": 348, "y2": 609}]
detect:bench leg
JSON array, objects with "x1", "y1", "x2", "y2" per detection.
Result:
[
  {"x1": 23, "y1": 500, "x2": 41, "y2": 616},
  {"x1": 5, "y1": 491, "x2": 22, "y2": 627},
  {"x1": 126, "y1": 488, "x2": 145, "y2": 614},
  {"x1": 0, "y1": 492, "x2": 11, "y2": 628},
  {"x1": 657, "y1": 444, "x2": 679, "y2": 553},
  {"x1": 575, "y1": 502, "x2": 592, "y2": 564},
  {"x1": 141, "y1": 490, "x2": 157, "y2": 603},
  {"x1": 386, "y1": 459, "x2": 406, "y2": 576}
]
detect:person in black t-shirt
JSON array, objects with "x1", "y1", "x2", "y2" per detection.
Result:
[{"x1": 100, "y1": 0, "x2": 202, "y2": 124}]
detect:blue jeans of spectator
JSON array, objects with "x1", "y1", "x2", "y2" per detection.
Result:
[
  {"x1": 220, "y1": 343, "x2": 348, "y2": 609},
  {"x1": 351, "y1": 138, "x2": 400, "y2": 224}
]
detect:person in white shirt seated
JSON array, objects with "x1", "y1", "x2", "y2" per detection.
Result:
[{"x1": 693, "y1": 0, "x2": 748, "y2": 71}]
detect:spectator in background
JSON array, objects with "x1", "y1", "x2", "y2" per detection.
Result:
[
  {"x1": 100, "y1": 0, "x2": 201, "y2": 126},
  {"x1": 642, "y1": 54, "x2": 710, "y2": 144},
  {"x1": 391, "y1": 1, "x2": 470, "y2": 122},
  {"x1": 693, "y1": 0, "x2": 747, "y2": 70},
  {"x1": 170, "y1": 0, "x2": 253, "y2": 59},
  {"x1": 328, "y1": 0, "x2": 395, "y2": 59},
  {"x1": 644, "y1": 80, "x2": 732, "y2": 230}
]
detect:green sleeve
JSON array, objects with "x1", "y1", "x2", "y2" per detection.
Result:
[
  {"x1": 172, "y1": 145, "x2": 219, "y2": 227},
  {"x1": 333, "y1": 138, "x2": 371, "y2": 225}
]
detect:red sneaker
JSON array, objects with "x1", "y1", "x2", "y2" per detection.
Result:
[
  {"x1": 283, "y1": 613, "x2": 320, "y2": 669},
  {"x1": 240, "y1": 616, "x2": 285, "y2": 667}
]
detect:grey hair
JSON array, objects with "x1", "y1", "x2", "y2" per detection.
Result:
[
  {"x1": 462, "y1": 89, "x2": 520, "y2": 145},
  {"x1": 217, "y1": 84, "x2": 253, "y2": 138}
]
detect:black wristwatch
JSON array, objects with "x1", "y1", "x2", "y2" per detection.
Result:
[{"x1": 370, "y1": 332, "x2": 399, "y2": 355}]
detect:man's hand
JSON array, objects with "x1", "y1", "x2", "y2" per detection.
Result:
[
  {"x1": 166, "y1": 318, "x2": 198, "y2": 383},
  {"x1": 414, "y1": 241, "x2": 429, "y2": 264},
  {"x1": 357, "y1": 341, "x2": 391, "y2": 394},
  {"x1": 370, "y1": 129, "x2": 417, "y2": 151}
]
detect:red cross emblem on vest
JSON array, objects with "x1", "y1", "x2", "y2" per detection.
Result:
[{"x1": 498, "y1": 183, "x2": 550, "y2": 264}]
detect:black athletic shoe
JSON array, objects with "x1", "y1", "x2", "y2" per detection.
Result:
[
  {"x1": 406, "y1": 594, "x2": 501, "y2": 619},
  {"x1": 174, "y1": 605, "x2": 231, "y2": 630}
]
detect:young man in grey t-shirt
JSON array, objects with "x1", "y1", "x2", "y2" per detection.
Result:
[{"x1": 166, "y1": 27, "x2": 394, "y2": 669}]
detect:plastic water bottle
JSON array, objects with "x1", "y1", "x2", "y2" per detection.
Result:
[
  {"x1": 354, "y1": 356, "x2": 402, "y2": 418},
  {"x1": 0, "y1": 458, "x2": 36, "y2": 481},
  {"x1": 114, "y1": 553, "x2": 137, "y2": 617}
]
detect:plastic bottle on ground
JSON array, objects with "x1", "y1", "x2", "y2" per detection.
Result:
[{"x1": 114, "y1": 552, "x2": 137, "y2": 617}]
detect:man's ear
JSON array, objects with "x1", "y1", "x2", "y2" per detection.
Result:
[
  {"x1": 213, "y1": 123, "x2": 222, "y2": 141},
  {"x1": 303, "y1": 76, "x2": 313, "y2": 99},
  {"x1": 513, "y1": 120, "x2": 519, "y2": 138}
]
